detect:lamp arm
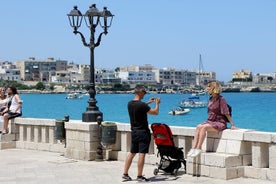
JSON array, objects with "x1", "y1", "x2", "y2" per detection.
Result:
[
  {"x1": 73, "y1": 30, "x2": 90, "y2": 47},
  {"x1": 94, "y1": 32, "x2": 106, "y2": 47}
]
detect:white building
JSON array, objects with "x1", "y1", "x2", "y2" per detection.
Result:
[
  {"x1": 118, "y1": 71, "x2": 156, "y2": 84},
  {"x1": 159, "y1": 68, "x2": 197, "y2": 85},
  {"x1": 0, "y1": 61, "x2": 21, "y2": 81},
  {"x1": 119, "y1": 64, "x2": 156, "y2": 84},
  {"x1": 253, "y1": 72, "x2": 276, "y2": 84}
]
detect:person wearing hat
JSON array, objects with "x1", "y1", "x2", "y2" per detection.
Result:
[{"x1": 122, "y1": 85, "x2": 161, "y2": 182}]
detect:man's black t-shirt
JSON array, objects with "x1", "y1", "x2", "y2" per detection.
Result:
[{"x1": 128, "y1": 100, "x2": 151, "y2": 131}]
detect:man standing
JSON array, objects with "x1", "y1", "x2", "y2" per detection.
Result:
[{"x1": 122, "y1": 86, "x2": 161, "y2": 182}]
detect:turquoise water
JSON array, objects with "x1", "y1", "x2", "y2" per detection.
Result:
[{"x1": 21, "y1": 93, "x2": 276, "y2": 132}]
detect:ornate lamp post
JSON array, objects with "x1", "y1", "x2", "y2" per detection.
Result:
[{"x1": 67, "y1": 4, "x2": 114, "y2": 122}]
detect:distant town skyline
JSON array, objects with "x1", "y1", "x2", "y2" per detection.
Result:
[
  {"x1": 2, "y1": 57, "x2": 274, "y2": 85},
  {"x1": 1, "y1": 1, "x2": 276, "y2": 82}
]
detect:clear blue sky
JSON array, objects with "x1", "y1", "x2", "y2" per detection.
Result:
[{"x1": 1, "y1": 0, "x2": 276, "y2": 82}]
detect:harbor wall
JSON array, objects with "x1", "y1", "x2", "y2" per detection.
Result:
[{"x1": 0, "y1": 117, "x2": 276, "y2": 181}]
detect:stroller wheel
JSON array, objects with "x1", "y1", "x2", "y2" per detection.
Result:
[
  {"x1": 172, "y1": 169, "x2": 178, "y2": 176},
  {"x1": 153, "y1": 168, "x2": 159, "y2": 175}
]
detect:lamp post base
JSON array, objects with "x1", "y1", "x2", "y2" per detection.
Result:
[{"x1": 82, "y1": 110, "x2": 103, "y2": 122}]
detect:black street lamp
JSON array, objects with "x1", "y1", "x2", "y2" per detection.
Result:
[{"x1": 67, "y1": 4, "x2": 114, "y2": 122}]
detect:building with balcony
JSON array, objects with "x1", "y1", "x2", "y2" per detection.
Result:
[
  {"x1": 120, "y1": 64, "x2": 154, "y2": 72},
  {"x1": 118, "y1": 64, "x2": 156, "y2": 84},
  {"x1": 16, "y1": 57, "x2": 67, "y2": 82},
  {"x1": 101, "y1": 72, "x2": 121, "y2": 84},
  {"x1": 159, "y1": 68, "x2": 197, "y2": 86},
  {"x1": 232, "y1": 69, "x2": 253, "y2": 82},
  {"x1": 79, "y1": 64, "x2": 90, "y2": 84},
  {"x1": 195, "y1": 70, "x2": 216, "y2": 85},
  {"x1": 0, "y1": 61, "x2": 21, "y2": 81},
  {"x1": 253, "y1": 72, "x2": 276, "y2": 84},
  {"x1": 119, "y1": 71, "x2": 156, "y2": 84}
]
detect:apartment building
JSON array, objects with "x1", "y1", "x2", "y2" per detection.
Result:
[
  {"x1": 0, "y1": 61, "x2": 21, "y2": 81},
  {"x1": 79, "y1": 64, "x2": 90, "y2": 84},
  {"x1": 159, "y1": 68, "x2": 197, "y2": 85},
  {"x1": 195, "y1": 70, "x2": 216, "y2": 85},
  {"x1": 253, "y1": 72, "x2": 276, "y2": 84},
  {"x1": 120, "y1": 64, "x2": 154, "y2": 72},
  {"x1": 16, "y1": 57, "x2": 67, "y2": 82},
  {"x1": 232, "y1": 69, "x2": 253, "y2": 82}
]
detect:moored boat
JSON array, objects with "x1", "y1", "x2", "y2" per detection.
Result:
[
  {"x1": 168, "y1": 107, "x2": 190, "y2": 115},
  {"x1": 179, "y1": 97, "x2": 208, "y2": 108},
  {"x1": 65, "y1": 93, "x2": 83, "y2": 99}
]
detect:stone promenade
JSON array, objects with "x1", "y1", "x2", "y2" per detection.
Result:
[{"x1": 0, "y1": 149, "x2": 275, "y2": 184}]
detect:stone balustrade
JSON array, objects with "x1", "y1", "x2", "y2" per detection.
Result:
[
  {"x1": 111, "y1": 122, "x2": 276, "y2": 181},
  {"x1": 0, "y1": 117, "x2": 275, "y2": 181},
  {"x1": 0, "y1": 118, "x2": 66, "y2": 153}
]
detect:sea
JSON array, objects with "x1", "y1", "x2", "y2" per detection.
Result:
[{"x1": 20, "y1": 92, "x2": 276, "y2": 132}]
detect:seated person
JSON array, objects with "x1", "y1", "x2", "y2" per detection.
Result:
[
  {"x1": 0, "y1": 87, "x2": 8, "y2": 113},
  {"x1": 1, "y1": 86, "x2": 22, "y2": 134},
  {"x1": 0, "y1": 87, "x2": 8, "y2": 133},
  {"x1": 187, "y1": 81, "x2": 238, "y2": 158}
]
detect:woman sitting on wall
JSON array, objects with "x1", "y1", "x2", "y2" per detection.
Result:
[
  {"x1": 1, "y1": 86, "x2": 22, "y2": 134},
  {"x1": 0, "y1": 87, "x2": 9, "y2": 133},
  {"x1": 187, "y1": 81, "x2": 238, "y2": 158}
]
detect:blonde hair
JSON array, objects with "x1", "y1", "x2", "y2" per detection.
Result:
[
  {"x1": 208, "y1": 81, "x2": 222, "y2": 94},
  {"x1": 0, "y1": 87, "x2": 6, "y2": 92}
]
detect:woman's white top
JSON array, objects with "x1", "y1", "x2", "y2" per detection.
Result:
[
  {"x1": 0, "y1": 98, "x2": 9, "y2": 107},
  {"x1": 9, "y1": 95, "x2": 22, "y2": 114}
]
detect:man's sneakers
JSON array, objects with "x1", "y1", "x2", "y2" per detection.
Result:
[
  {"x1": 137, "y1": 176, "x2": 149, "y2": 182},
  {"x1": 122, "y1": 174, "x2": 150, "y2": 182},
  {"x1": 187, "y1": 148, "x2": 202, "y2": 158},
  {"x1": 122, "y1": 174, "x2": 132, "y2": 182}
]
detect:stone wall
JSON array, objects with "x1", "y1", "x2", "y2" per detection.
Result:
[{"x1": 0, "y1": 117, "x2": 276, "y2": 181}]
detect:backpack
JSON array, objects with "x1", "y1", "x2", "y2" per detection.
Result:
[
  {"x1": 209, "y1": 96, "x2": 232, "y2": 121},
  {"x1": 226, "y1": 104, "x2": 232, "y2": 117},
  {"x1": 220, "y1": 97, "x2": 232, "y2": 122}
]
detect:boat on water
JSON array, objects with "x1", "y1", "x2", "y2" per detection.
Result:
[
  {"x1": 65, "y1": 93, "x2": 83, "y2": 99},
  {"x1": 179, "y1": 96, "x2": 208, "y2": 108},
  {"x1": 168, "y1": 107, "x2": 190, "y2": 115},
  {"x1": 191, "y1": 90, "x2": 206, "y2": 96}
]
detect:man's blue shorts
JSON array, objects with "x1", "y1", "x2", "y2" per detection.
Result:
[{"x1": 131, "y1": 130, "x2": 151, "y2": 153}]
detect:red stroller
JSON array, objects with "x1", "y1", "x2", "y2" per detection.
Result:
[{"x1": 151, "y1": 123, "x2": 186, "y2": 176}]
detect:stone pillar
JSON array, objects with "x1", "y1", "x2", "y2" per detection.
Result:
[
  {"x1": 177, "y1": 136, "x2": 192, "y2": 158},
  {"x1": 65, "y1": 120, "x2": 99, "y2": 161},
  {"x1": 121, "y1": 131, "x2": 131, "y2": 152},
  {"x1": 252, "y1": 142, "x2": 269, "y2": 168},
  {"x1": 269, "y1": 144, "x2": 276, "y2": 169},
  {"x1": 34, "y1": 126, "x2": 41, "y2": 143}
]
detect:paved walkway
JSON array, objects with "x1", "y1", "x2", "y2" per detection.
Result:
[{"x1": 0, "y1": 149, "x2": 274, "y2": 184}]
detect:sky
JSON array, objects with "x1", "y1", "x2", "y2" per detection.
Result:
[{"x1": 1, "y1": 0, "x2": 276, "y2": 82}]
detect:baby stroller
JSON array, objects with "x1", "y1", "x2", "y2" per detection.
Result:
[{"x1": 151, "y1": 123, "x2": 186, "y2": 176}]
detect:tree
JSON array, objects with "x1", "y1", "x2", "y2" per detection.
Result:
[
  {"x1": 35, "y1": 82, "x2": 45, "y2": 90},
  {"x1": 49, "y1": 84, "x2": 55, "y2": 91}
]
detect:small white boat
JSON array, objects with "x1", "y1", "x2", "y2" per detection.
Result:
[
  {"x1": 65, "y1": 93, "x2": 83, "y2": 99},
  {"x1": 191, "y1": 91, "x2": 206, "y2": 96},
  {"x1": 180, "y1": 99, "x2": 208, "y2": 108},
  {"x1": 168, "y1": 108, "x2": 190, "y2": 115},
  {"x1": 179, "y1": 96, "x2": 208, "y2": 108}
]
